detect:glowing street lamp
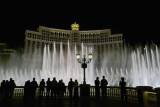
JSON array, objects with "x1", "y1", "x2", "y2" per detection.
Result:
[
  {"x1": 76, "y1": 53, "x2": 80, "y2": 60},
  {"x1": 76, "y1": 53, "x2": 93, "y2": 84},
  {"x1": 88, "y1": 53, "x2": 93, "y2": 60}
]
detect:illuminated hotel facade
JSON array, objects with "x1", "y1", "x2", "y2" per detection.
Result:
[{"x1": 24, "y1": 23, "x2": 123, "y2": 61}]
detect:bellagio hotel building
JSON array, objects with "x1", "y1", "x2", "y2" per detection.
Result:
[{"x1": 24, "y1": 22, "x2": 123, "y2": 61}]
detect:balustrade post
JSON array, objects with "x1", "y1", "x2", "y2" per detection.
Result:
[
  {"x1": 155, "y1": 87, "x2": 160, "y2": 107},
  {"x1": 80, "y1": 84, "x2": 90, "y2": 97},
  {"x1": 35, "y1": 88, "x2": 39, "y2": 98},
  {"x1": 136, "y1": 86, "x2": 153, "y2": 106}
]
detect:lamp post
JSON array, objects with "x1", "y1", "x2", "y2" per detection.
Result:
[{"x1": 76, "y1": 53, "x2": 92, "y2": 84}]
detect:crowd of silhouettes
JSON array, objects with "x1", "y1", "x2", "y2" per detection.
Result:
[
  {"x1": 0, "y1": 76, "x2": 127, "y2": 101},
  {"x1": 0, "y1": 78, "x2": 16, "y2": 100}
]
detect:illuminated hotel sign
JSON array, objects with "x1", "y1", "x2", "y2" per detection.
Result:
[{"x1": 71, "y1": 22, "x2": 79, "y2": 31}]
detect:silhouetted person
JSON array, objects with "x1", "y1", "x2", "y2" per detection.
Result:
[
  {"x1": 68, "y1": 78, "x2": 74, "y2": 98},
  {"x1": 1, "y1": 80, "x2": 6, "y2": 96},
  {"x1": 40, "y1": 79, "x2": 45, "y2": 97},
  {"x1": 74, "y1": 79, "x2": 79, "y2": 98},
  {"x1": 57, "y1": 80, "x2": 61, "y2": 97},
  {"x1": 61, "y1": 79, "x2": 66, "y2": 98},
  {"x1": 119, "y1": 77, "x2": 127, "y2": 101},
  {"x1": 57, "y1": 80, "x2": 65, "y2": 98},
  {"x1": 51, "y1": 77, "x2": 57, "y2": 99},
  {"x1": 24, "y1": 80, "x2": 31, "y2": 99},
  {"x1": 8, "y1": 78, "x2": 13, "y2": 98},
  {"x1": 9, "y1": 79, "x2": 16, "y2": 98},
  {"x1": 30, "y1": 78, "x2": 38, "y2": 99},
  {"x1": 101, "y1": 76, "x2": 108, "y2": 98},
  {"x1": 46, "y1": 78, "x2": 51, "y2": 98},
  {"x1": 4, "y1": 80, "x2": 9, "y2": 99},
  {"x1": 95, "y1": 77, "x2": 100, "y2": 99}
]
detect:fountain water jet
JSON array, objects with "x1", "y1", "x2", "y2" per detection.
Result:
[{"x1": 0, "y1": 43, "x2": 160, "y2": 87}]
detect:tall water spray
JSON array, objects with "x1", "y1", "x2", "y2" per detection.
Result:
[{"x1": 0, "y1": 42, "x2": 160, "y2": 87}]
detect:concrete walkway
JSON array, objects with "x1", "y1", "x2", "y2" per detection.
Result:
[{"x1": 0, "y1": 98, "x2": 144, "y2": 107}]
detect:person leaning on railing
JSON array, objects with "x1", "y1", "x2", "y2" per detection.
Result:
[
  {"x1": 51, "y1": 77, "x2": 57, "y2": 99},
  {"x1": 68, "y1": 78, "x2": 74, "y2": 98},
  {"x1": 24, "y1": 80, "x2": 31, "y2": 99},
  {"x1": 57, "y1": 80, "x2": 61, "y2": 97},
  {"x1": 61, "y1": 79, "x2": 66, "y2": 98},
  {"x1": 39, "y1": 79, "x2": 45, "y2": 97},
  {"x1": 9, "y1": 79, "x2": 16, "y2": 99},
  {"x1": 74, "y1": 79, "x2": 79, "y2": 98},
  {"x1": 101, "y1": 76, "x2": 108, "y2": 99},
  {"x1": 0, "y1": 80, "x2": 6, "y2": 97},
  {"x1": 30, "y1": 78, "x2": 38, "y2": 99},
  {"x1": 119, "y1": 77, "x2": 127, "y2": 101},
  {"x1": 46, "y1": 78, "x2": 51, "y2": 98},
  {"x1": 95, "y1": 77, "x2": 100, "y2": 99}
]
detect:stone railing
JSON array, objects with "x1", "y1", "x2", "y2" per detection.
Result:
[
  {"x1": 90, "y1": 86, "x2": 138, "y2": 102},
  {"x1": 12, "y1": 86, "x2": 137, "y2": 100},
  {"x1": 13, "y1": 87, "x2": 24, "y2": 97},
  {"x1": 7, "y1": 86, "x2": 160, "y2": 106},
  {"x1": 147, "y1": 92, "x2": 157, "y2": 106}
]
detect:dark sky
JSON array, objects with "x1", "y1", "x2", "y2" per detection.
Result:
[{"x1": 0, "y1": 2, "x2": 159, "y2": 49}]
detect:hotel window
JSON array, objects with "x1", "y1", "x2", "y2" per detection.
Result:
[
  {"x1": 110, "y1": 38, "x2": 112, "y2": 42},
  {"x1": 119, "y1": 37, "x2": 122, "y2": 41},
  {"x1": 63, "y1": 45, "x2": 65, "y2": 49},
  {"x1": 110, "y1": 44, "x2": 112, "y2": 48},
  {"x1": 37, "y1": 42, "x2": 40, "y2": 49},
  {"x1": 32, "y1": 41, "x2": 35, "y2": 47},
  {"x1": 106, "y1": 45, "x2": 108, "y2": 49},
  {"x1": 28, "y1": 40, "x2": 30, "y2": 43},
  {"x1": 42, "y1": 43, "x2": 44, "y2": 47},
  {"x1": 113, "y1": 37, "x2": 116, "y2": 41}
]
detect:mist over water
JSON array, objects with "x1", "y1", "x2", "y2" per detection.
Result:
[{"x1": 0, "y1": 42, "x2": 160, "y2": 88}]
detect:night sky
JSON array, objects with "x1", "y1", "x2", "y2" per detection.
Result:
[{"x1": 0, "y1": 2, "x2": 159, "y2": 49}]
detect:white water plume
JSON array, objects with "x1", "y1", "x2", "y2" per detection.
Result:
[{"x1": 0, "y1": 42, "x2": 160, "y2": 88}]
